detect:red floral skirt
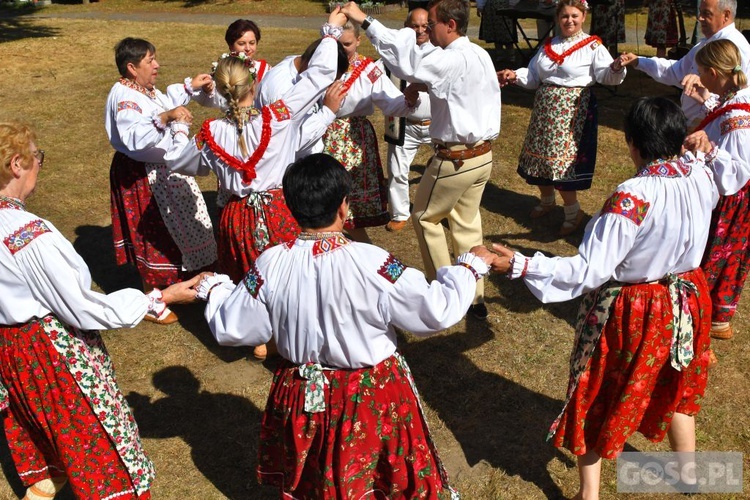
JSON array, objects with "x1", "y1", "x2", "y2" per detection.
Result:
[
  {"x1": 701, "y1": 182, "x2": 750, "y2": 323},
  {"x1": 218, "y1": 189, "x2": 300, "y2": 283},
  {"x1": 258, "y1": 355, "x2": 456, "y2": 499},
  {"x1": 551, "y1": 269, "x2": 712, "y2": 459},
  {"x1": 110, "y1": 151, "x2": 184, "y2": 288},
  {"x1": 0, "y1": 319, "x2": 150, "y2": 499}
]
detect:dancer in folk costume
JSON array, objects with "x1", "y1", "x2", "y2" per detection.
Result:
[
  {"x1": 0, "y1": 122, "x2": 201, "y2": 500},
  {"x1": 488, "y1": 97, "x2": 718, "y2": 499},
  {"x1": 322, "y1": 21, "x2": 417, "y2": 243},
  {"x1": 198, "y1": 153, "x2": 494, "y2": 498},
  {"x1": 644, "y1": 0, "x2": 678, "y2": 58},
  {"x1": 165, "y1": 11, "x2": 348, "y2": 359},
  {"x1": 620, "y1": 0, "x2": 750, "y2": 129},
  {"x1": 105, "y1": 37, "x2": 217, "y2": 324},
  {"x1": 684, "y1": 39, "x2": 750, "y2": 340},
  {"x1": 497, "y1": 0, "x2": 626, "y2": 236},
  {"x1": 255, "y1": 38, "x2": 350, "y2": 159}
]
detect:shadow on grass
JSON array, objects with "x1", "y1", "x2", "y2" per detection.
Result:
[
  {"x1": 402, "y1": 325, "x2": 574, "y2": 498},
  {"x1": 126, "y1": 365, "x2": 274, "y2": 499},
  {"x1": 0, "y1": 7, "x2": 60, "y2": 43}
]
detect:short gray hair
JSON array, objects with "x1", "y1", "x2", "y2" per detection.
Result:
[{"x1": 717, "y1": 0, "x2": 737, "y2": 18}]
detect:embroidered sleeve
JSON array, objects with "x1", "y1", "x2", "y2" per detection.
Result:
[
  {"x1": 269, "y1": 99, "x2": 291, "y2": 121},
  {"x1": 3, "y1": 219, "x2": 51, "y2": 255},
  {"x1": 378, "y1": 254, "x2": 406, "y2": 284},
  {"x1": 720, "y1": 115, "x2": 750, "y2": 135},
  {"x1": 116, "y1": 101, "x2": 142, "y2": 114},
  {"x1": 242, "y1": 263, "x2": 265, "y2": 298},
  {"x1": 367, "y1": 66, "x2": 383, "y2": 83},
  {"x1": 600, "y1": 191, "x2": 650, "y2": 226}
]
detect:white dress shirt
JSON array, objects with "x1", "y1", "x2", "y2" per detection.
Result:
[{"x1": 365, "y1": 21, "x2": 501, "y2": 144}]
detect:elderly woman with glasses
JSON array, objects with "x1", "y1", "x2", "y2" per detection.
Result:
[{"x1": 0, "y1": 122, "x2": 201, "y2": 500}]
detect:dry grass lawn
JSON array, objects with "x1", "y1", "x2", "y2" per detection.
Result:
[{"x1": 0, "y1": 6, "x2": 748, "y2": 500}]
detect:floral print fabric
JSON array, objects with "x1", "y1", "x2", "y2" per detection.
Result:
[
  {"x1": 258, "y1": 354, "x2": 459, "y2": 499},
  {"x1": 0, "y1": 316, "x2": 154, "y2": 498},
  {"x1": 701, "y1": 181, "x2": 750, "y2": 323},
  {"x1": 218, "y1": 188, "x2": 299, "y2": 283},
  {"x1": 645, "y1": 0, "x2": 678, "y2": 47},
  {"x1": 323, "y1": 116, "x2": 389, "y2": 229},
  {"x1": 517, "y1": 85, "x2": 598, "y2": 190},
  {"x1": 550, "y1": 269, "x2": 711, "y2": 459}
]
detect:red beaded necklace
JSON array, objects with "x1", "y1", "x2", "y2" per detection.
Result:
[
  {"x1": 695, "y1": 102, "x2": 750, "y2": 132},
  {"x1": 342, "y1": 54, "x2": 374, "y2": 93},
  {"x1": 544, "y1": 35, "x2": 602, "y2": 66}
]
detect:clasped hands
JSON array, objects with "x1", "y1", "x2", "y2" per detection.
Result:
[{"x1": 470, "y1": 243, "x2": 517, "y2": 275}]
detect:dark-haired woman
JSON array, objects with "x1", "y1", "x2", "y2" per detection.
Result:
[
  {"x1": 489, "y1": 97, "x2": 717, "y2": 498},
  {"x1": 198, "y1": 153, "x2": 494, "y2": 498},
  {"x1": 105, "y1": 37, "x2": 217, "y2": 323}
]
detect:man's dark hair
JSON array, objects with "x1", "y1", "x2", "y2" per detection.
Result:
[
  {"x1": 114, "y1": 38, "x2": 156, "y2": 78},
  {"x1": 428, "y1": 0, "x2": 470, "y2": 36},
  {"x1": 283, "y1": 154, "x2": 352, "y2": 229},
  {"x1": 224, "y1": 19, "x2": 262, "y2": 47},
  {"x1": 624, "y1": 97, "x2": 687, "y2": 163},
  {"x1": 300, "y1": 39, "x2": 349, "y2": 79}
]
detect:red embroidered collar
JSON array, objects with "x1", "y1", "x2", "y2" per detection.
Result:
[
  {"x1": 544, "y1": 35, "x2": 602, "y2": 65},
  {"x1": 695, "y1": 102, "x2": 750, "y2": 131},
  {"x1": 197, "y1": 106, "x2": 273, "y2": 184},
  {"x1": 118, "y1": 77, "x2": 156, "y2": 99},
  {"x1": 0, "y1": 195, "x2": 25, "y2": 211},
  {"x1": 342, "y1": 54, "x2": 374, "y2": 93}
]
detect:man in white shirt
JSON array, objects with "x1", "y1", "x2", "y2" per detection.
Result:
[
  {"x1": 383, "y1": 8, "x2": 433, "y2": 233},
  {"x1": 619, "y1": 0, "x2": 750, "y2": 127},
  {"x1": 341, "y1": 0, "x2": 501, "y2": 319}
]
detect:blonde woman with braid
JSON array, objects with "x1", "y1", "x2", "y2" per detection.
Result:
[
  {"x1": 684, "y1": 39, "x2": 750, "y2": 340},
  {"x1": 165, "y1": 10, "x2": 347, "y2": 358}
]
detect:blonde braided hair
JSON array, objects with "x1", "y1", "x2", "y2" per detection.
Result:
[{"x1": 213, "y1": 55, "x2": 257, "y2": 157}]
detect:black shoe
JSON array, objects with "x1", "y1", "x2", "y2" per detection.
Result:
[{"x1": 468, "y1": 303, "x2": 488, "y2": 320}]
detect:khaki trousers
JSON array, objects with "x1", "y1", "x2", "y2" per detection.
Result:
[{"x1": 412, "y1": 149, "x2": 493, "y2": 303}]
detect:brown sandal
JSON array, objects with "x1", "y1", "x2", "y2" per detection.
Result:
[
  {"x1": 530, "y1": 203, "x2": 555, "y2": 219},
  {"x1": 143, "y1": 307, "x2": 179, "y2": 325},
  {"x1": 710, "y1": 323, "x2": 733, "y2": 339}
]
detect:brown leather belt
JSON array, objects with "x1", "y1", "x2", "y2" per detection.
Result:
[
  {"x1": 407, "y1": 118, "x2": 431, "y2": 126},
  {"x1": 434, "y1": 140, "x2": 492, "y2": 168}
]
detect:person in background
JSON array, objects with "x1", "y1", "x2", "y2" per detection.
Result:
[
  {"x1": 644, "y1": 0, "x2": 678, "y2": 58},
  {"x1": 321, "y1": 21, "x2": 416, "y2": 243},
  {"x1": 620, "y1": 0, "x2": 750, "y2": 129},
  {"x1": 105, "y1": 37, "x2": 217, "y2": 324},
  {"x1": 165, "y1": 11, "x2": 348, "y2": 360},
  {"x1": 341, "y1": 0, "x2": 501, "y2": 320},
  {"x1": 683, "y1": 39, "x2": 750, "y2": 340},
  {"x1": 589, "y1": 0, "x2": 625, "y2": 55},
  {"x1": 477, "y1": 0, "x2": 519, "y2": 62},
  {"x1": 497, "y1": 0, "x2": 626, "y2": 236},
  {"x1": 486, "y1": 97, "x2": 717, "y2": 500},
  {"x1": 0, "y1": 121, "x2": 201, "y2": 500},
  {"x1": 198, "y1": 153, "x2": 495, "y2": 498},
  {"x1": 383, "y1": 7, "x2": 433, "y2": 233}
]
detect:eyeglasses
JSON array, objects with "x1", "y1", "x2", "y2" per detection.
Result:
[
  {"x1": 426, "y1": 21, "x2": 438, "y2": 31},
  {"x1": 33, "y1": 149, "x2": 45, "y2": 167}
]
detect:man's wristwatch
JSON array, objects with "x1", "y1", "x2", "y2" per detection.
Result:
[{"x1": 361, "y1": 15, "x2": 374, "y2": 31}]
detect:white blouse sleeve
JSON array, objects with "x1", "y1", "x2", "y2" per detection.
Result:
[
  {"x1": 280, "y1": 37, "x2": 339, "y2": 127},
  {"x1": 521, "y1": 212, "x2": 640, "y2": 303},
  {"x1": 296, "y1": 107, "x2": 335, "y2": 152},
  {"x1": 204, "y1": 280, "x2": 273, "y2": 347},
  {"x1": 14, "y1": 227, "x2": 148, "y2": 330},
  {"x1": 387, "y1": 265, "x2": 478, "y2": 335},
  {"x1": 370, "y1": 61, "x2": 414, "y2": 117},
  {"x1": 163, "y1": 122, "x2": 212, "y2": 176},
  {"x1": 113, "y1": 104, "x2": 171, "y2": 159},
  {"x1": 592, "y1": 45, "x2": 626, "y2": 85},
  {"x1": 710, "y1": 124, "x2": 750, "y2": 196},
  {"x1": 165, "y1": 81, "x2": 194, "y2": 107},
  {"x1": 514, "y1": 52, "x2": 541, "y2": 89}
]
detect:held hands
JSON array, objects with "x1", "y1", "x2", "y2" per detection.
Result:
[
  {"x1": 468, "y1": 244, "x2": 516, "y2": 274},
  {"x1": 618, "y1": 53, "x2": 639, "y2": 68},
  {"x1": 160, "y1": 274, "x2": 204, "y2": 305},
  {"x1": 328, "y1": 5, "x2": 348, "y2": 27},
  {"x1": 403, "y1": 82, "x2": 427, "y2": 107},
  {"x1": 164, "y1": 105, "x2": 193, "y2": 125},
  {"x1": 682, "y1": 74, "x2": 710, "y2": 104},
  {"x1": 323, "y1": 80, "x2": 348, "y2": 114},
  {"x1": 496, "y1": 69, "x2": 517, "y2": 87},
  {"x1": 190, "y1": 73, "x2": 214, "y2": 93},
  {"x1": 340, "y1": 2, "x2": 367, "y2": 25},
  {"x1": 683, "y1": 130, "x2": 714, "y2": 156}
]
